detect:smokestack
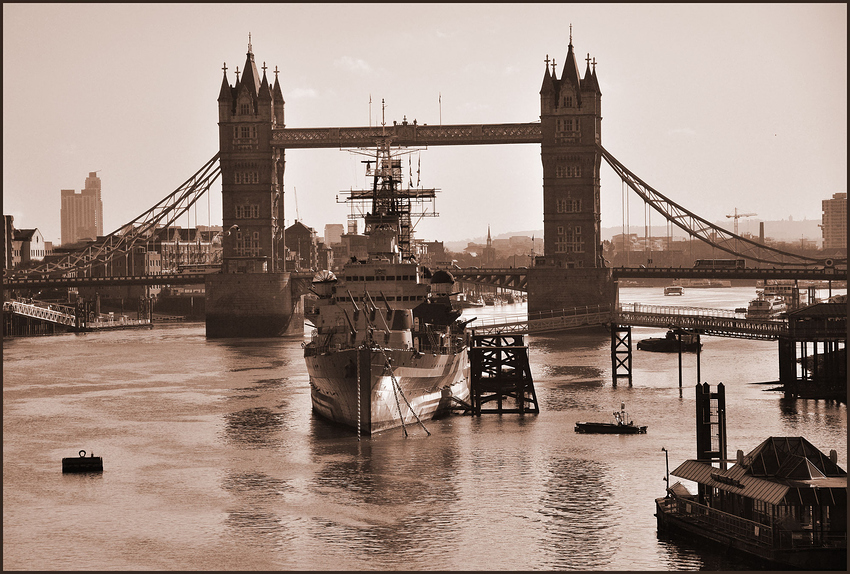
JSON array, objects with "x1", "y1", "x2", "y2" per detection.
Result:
[{"x1": 759, "y1": 222, "x2": 764, "y2": 244}]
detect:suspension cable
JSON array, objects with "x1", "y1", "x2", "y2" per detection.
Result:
[{"x1": 599, "y1": 144, "x2": 835, "y2": 266}]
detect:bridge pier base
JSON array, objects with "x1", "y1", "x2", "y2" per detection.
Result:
[
  {"x1": 526, "y1": 267, "x2": 616, "y2": 315},
  {"x1": 205, "y1": 272, "x2": 296, "y2": 338}
]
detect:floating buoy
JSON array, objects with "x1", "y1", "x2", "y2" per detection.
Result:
[{"x1": 62, "y1": 449, "x2": 103, "y2": 473}]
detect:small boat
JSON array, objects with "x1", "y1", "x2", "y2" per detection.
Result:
[
  {"x1": 664, "y1": 285, "x2": 684, "y2": 296},
  {"x1": 746, "y1": 292, "x2": 786, "y2": 319},
  {"x1": 575, "y1": 403, "x2": 647, "y2": 434},
  {"x1": 637, "y1": 330, "x2": 702, "y2": 353}
]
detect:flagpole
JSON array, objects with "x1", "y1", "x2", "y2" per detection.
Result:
[{"x1": 439, "y1": 92, "x2": 442, "y2": 126}]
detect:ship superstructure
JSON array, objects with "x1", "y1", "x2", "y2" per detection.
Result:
[{"x1": 304, "y1": 136, "x2": 470, "y2": 435}]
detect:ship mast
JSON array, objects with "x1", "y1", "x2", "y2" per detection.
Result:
[{"x1": 338, "y1": 111, "x2": 439, "y2": 261}]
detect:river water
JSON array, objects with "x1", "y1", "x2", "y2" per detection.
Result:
[{"x1": 3, "y1": 286, "x2": 846, "y2": 570}]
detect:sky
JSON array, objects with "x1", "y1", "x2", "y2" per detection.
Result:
[{"x1": 3, "y1": 3, "x2": 847, "y2": 246}]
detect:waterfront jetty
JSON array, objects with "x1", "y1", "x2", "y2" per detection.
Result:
[{"x1": 656, "y1": 383, "x2": 847, "y2": 570}]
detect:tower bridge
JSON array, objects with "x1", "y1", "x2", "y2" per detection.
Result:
[{"x1": 5, "y1": 36, "x2": 845, "y2": 338}]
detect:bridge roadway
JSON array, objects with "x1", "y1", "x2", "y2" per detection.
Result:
[
  {"x1": 468, "y1": 303, "x2": 790, "y2": 340},
  {"x1": 3, "y1": 270, "x2": 316, "y2": 289},
  {"x1": 4, "y1": 266, "x2": 845, "y2": 291},
  {"x1": 448, "y1": 266, "x2": 846, "y2": 291}
]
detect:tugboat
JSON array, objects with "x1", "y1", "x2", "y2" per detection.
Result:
[
  {"x1": 575, "y1": 403, "x2": 647, "y2": 434},
  {"x1": 303, "y1": 135, "x2": 470, "y2": 435}
]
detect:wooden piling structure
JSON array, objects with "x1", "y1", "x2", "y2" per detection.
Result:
[
  {"x1": 610, "y1": 324, "x2": 633, "y2": 386},
  {"x1": 779, "y1": 303, "x2": 846, "y2": 401},
  {"x1": 469, "y1": 333, "x2": 539, "y2": 415}
]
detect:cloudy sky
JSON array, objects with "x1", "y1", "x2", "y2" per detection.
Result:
[{"x1": 3, "y1": 3, "x2": 846, "y2": 246}]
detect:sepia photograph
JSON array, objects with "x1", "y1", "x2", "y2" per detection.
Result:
[{"x1": 3, "y1": 3, "x2": 847, "y2": 570}]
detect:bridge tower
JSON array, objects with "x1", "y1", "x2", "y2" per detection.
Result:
[
  {"x1": 206, "y1": 38, "x2": 296, "y2": 337},
  {"x1": 216, "y1": 37, "x2": 285, "y2": 270},
  {"x1": 528, "y1": 32, "x2": 615, "y2": 314}
]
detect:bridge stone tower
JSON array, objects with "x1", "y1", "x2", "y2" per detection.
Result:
[
  {"x1": 216, "y1": 38, "x2": 285, "y2": 270},
  {"x1": 527, "y1": 35, "x2": 616, "y2": 314},
  {"x1": 206, "y1": 39, "x2": 295, "y2": 337}
]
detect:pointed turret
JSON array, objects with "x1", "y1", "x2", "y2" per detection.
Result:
[
  {"x1": 218, "y1": 65, "x2": 233, "y2": 121},
  {"x1": 273, "y1": 68, "x2": 285, "y2": 127},
  {"x1": 260, "y1": 68, "x2": 272, "y2": 99},
  {"x1": 582, "y1": 54, "x2": 601, "y2": 95},
  {"x1": 540, "y1": 57, "x2": 554, "y2": 95},
  {"x1": 591, "y1": 60, "x2": 601, "y2": 95},
  {"x1": 218, "y1": 66, "x2": 232, "y2": 102},
  {"x1": 240, "y1": 35, "x2": 261, "y2": 98},
  {"x1": 560, "y1": 42, "x2": 582, "y2": 95}
]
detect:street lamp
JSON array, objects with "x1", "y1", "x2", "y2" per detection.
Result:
[{"x1": 661, "y1": 447, "x2": 670, "y2": 489}]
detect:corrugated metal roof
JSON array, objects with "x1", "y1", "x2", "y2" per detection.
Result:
[
  {"x1": 672, "y1": 458, "x2": 847, "y2": 506},
  {"x1": 671, "y1": 459, "x2": 791, "y2": 505},
  {"x1": 787, "y1": 302, "x2": 846, "y2": 318}
]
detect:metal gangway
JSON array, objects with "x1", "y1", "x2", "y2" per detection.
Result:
[{"x1": 3, "y1": 299, "x2": 78, "y2": 328}]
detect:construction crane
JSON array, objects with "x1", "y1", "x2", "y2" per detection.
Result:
[{"x1": 726, "y1": 208, "x2": 757, "y2": 235}]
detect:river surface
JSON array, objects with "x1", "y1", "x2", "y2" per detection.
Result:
[{"x1": 3, "y1": 286, "x2": 846, "y2": 570}]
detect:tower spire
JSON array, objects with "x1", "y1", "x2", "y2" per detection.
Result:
[
  {"x1": 248, "y1": 32, "x2": 252, "y2": 54},
  {"x1": 569, "y1": 24, "x2": 572, "y2": 46}
]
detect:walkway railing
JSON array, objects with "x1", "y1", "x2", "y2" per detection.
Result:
[
  {"x1": 469, "y1": 305, "x2": 613, "y2": 335},
  {"x1": 466, "y1": 302, "x2": 789, "y2": 339},
  {"x1": 619, "y1": 303, "x2": 787, "y2": 340},
  {"x1": 4, "y1": 299, "x2": 151, "y2": 331},
  {"x1": 3, "y1": 300, "x2": 77, "y2": 326}
]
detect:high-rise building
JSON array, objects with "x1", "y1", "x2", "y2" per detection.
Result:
[
  {"x1": 60, "y1": 171, "x2": 103, "y2": 245},
  {"x1": 821, "y1": 192, "x2": 847, "y2": 250},
  {"x1": 85, "y1": 171, "x2": 104, "y2": 237},
  {"x1": 323, "y1": 223, "x2": 344, "y2": 245}
]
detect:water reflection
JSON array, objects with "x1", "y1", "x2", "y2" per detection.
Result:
[
  {"x1": 223, "y1": 407, "x2": 286, "y2": 448},
  {"x1": 655, "y1": 532, "x2": 775, "y2": 571},
  {"x1": 538, "y1": 457, "x2": 619, "y2": 569},
  {"x1": 302, "y1": 423, "x2": 465, "y2": 569},
  {"x1": 221, "y1": 471, "x2": 295, "y2": 546}
]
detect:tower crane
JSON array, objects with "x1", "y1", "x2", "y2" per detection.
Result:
[{"x1": 726, "y1": 208, "x2": 757, "y2": 235}]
